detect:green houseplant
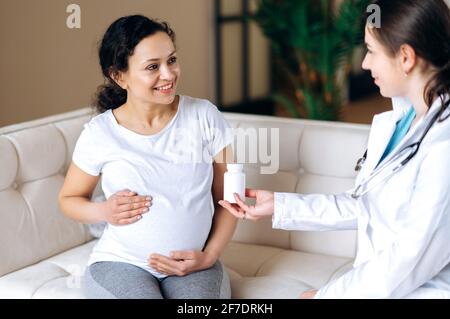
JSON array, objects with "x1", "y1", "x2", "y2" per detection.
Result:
[{"x1": 254, "y1": 0, "x2": 370, "y2": 120}]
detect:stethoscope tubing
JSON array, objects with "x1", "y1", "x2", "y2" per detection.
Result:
[{"x1": 352, "y1": 100, "x2": 450, "y2": 199}]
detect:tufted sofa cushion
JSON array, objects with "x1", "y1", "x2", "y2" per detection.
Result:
[
  {"x1": 0, "y1": 107, "x2": 370, "y2": 298},
  {"x1": 0, "y1": 112, "x2": 95, "y2": 279}
]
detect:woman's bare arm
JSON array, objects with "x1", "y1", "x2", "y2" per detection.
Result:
[
  {"x1": 203, "y1": 145, "x2": 238, "y2": 261},
  {"x1": 58, "y1": 162, "x2": 151, "y2": 225}
]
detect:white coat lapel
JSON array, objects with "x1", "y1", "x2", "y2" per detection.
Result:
[
  {"x1": 360, "y1": 97, "x2": 411, "y2": 178},
  {"x1": 377, "y1": 94, "x2": 450, "y2": 165},
  {"x1": 362, "y1": 112, "x2": 397, "y2": 176}
]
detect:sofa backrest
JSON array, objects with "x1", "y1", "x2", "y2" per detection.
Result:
[
  {"x1": 224, "y1": 113, "x2": 370, "y2": 258},
  {"x1": 0, "y1": 107, "x2": 370, "y2": 277},
  {"x1": 0, "y1": 108, "x2": 100, "y2": 277}
]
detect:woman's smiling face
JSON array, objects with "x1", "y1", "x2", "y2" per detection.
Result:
[
  {"x1": 361, "y1": 25, "x2": 407, "y2": 98},
  {"x1": 119, "y1": 31, "x2": 180, "y2": 106}
]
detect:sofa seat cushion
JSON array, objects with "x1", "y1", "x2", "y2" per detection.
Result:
[
  {"x1": 0, "y1": 239, "x2": 354, "y2": 299},
  {"x1": 230, "y1": 276, "x2": 312, "y2": 299},
  {"x1": 0, "y1": 240, "x2": 96, "y2": 298},
  {"x1": 221, "y1": 242, "x2": 353, "y2": 298}
]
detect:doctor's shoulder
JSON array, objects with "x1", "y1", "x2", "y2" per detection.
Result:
[
  {"x1": 426, "y1": 111, "x2": 450, "y2": 143},
  {"x1": 418, "y1": 125, "x2": 450, "y2": 170}
]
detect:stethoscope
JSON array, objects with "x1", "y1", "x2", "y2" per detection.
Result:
[{"x1": 351, "y1": 100, "x2": 450, "y2": 199}]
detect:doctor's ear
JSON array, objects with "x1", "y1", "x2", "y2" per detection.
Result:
[{"x1": 398, "y1": 44, "x2": 417, "y2": 76}]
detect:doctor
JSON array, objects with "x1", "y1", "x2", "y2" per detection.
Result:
[{"x1": 219, "y1": 0, "x2": 450, "y2": 299}]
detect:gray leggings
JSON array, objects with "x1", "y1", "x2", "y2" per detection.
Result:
[{"x1": 82, "y1": 261, "x2": 231, "y2": 299}]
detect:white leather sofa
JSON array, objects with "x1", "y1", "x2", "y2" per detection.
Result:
[{"x1": 0, "y1": 107, "x2": 370, "y2": 298}]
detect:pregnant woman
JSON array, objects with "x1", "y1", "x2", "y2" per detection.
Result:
[{"x1": 58, "y1": 15, "x2": 237, "y2": 299}]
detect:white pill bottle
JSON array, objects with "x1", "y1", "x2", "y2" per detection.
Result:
[{"x1": 223, "y1": 164, "x2": 246, "y2": 203}]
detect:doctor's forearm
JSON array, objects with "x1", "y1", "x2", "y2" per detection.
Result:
[
  {"x1": 273, "y1": 192, "x2": 358, "y2": 231},
  {"x1": 203, "y1": 206, "x2": 238, "y2": 261}
]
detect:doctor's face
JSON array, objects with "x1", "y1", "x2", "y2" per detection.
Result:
[
  {"x1": 119, "y1": 32, "x2": 180, "y2": 106},
  {"x1": 361, "y1": 25, "x2": 406, "y2": 98}
]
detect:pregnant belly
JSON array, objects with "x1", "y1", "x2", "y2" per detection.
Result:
[{"x1": 105, "y1": 210, "x2": 213, "y2": 262}]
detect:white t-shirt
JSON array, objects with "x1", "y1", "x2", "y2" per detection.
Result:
[{"x1": 72, "y1": 95, "x2": 233, "y2": 278}]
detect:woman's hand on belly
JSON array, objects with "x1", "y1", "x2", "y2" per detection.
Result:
[
  {"x1": 102, "y1": 189, "x2": 152, "y2": 225},
  {"x1": 148, "y1": 250, "x2": 217, "y2": 276}
]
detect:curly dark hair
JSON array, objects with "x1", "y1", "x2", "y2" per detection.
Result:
[{"x1": 94, "y1": 15, "x2": 176, "y2": 113}]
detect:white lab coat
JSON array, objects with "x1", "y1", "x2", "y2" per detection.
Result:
[{"x1": 273, "y1": 95, "x2": 450, "y2": 299}]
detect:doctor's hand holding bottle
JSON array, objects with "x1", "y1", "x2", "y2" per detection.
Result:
[
  {"x1": 219, "y1": 188, "x2": 274, "y2": 221},
  {"x1": 218, "y1": 189, "x2": 319, "y2": 299}
]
